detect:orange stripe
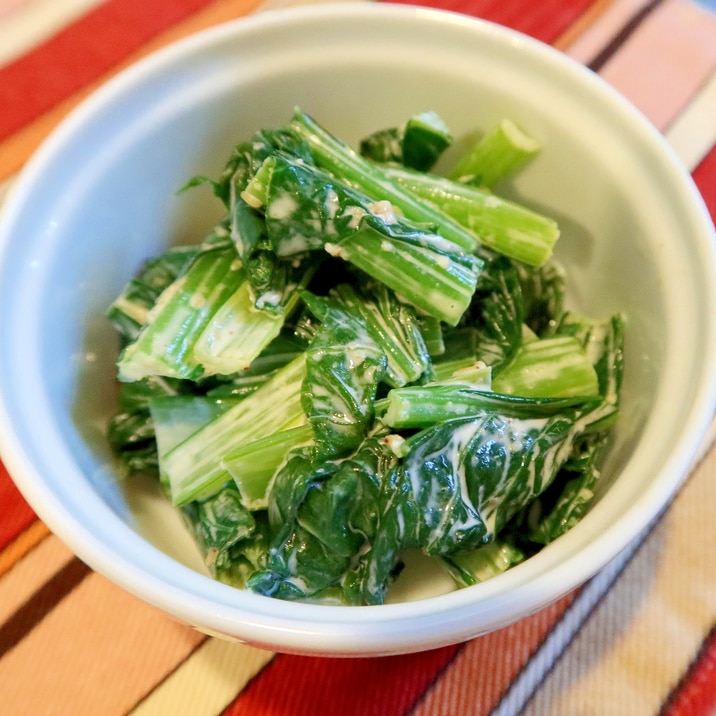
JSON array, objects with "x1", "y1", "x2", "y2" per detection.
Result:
[
  {"x1": 0, "y1": 520, "x2": 49, "y2": 578},
  {"x1": 0, "y1": 0, "x2": 264, "y2": 183},
  {"x1": 411, "y1": 594, "x2": 576, "y2": 715},
  {"x1": 552, "y1": 0, "x2": 618, "y2": 51},
  {"x1": 0, "y1": 571, "x2": 206, "y2": 716}
]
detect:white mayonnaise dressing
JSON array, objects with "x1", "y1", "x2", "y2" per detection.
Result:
[
  {"x1": 324, "y1": 188, "x2": 340, "y2": 220},
  {"x1": 323, "y1": 242, "x2": 343, "y2": 258},
  {"x1": 277, "y1": 233, "x2": 312, "y2": 256},
  {"x1": 267, "y1": 192, "x2": 299, "y2": 221},
  {"x1": 367, "y1": 200, "x2": 399, "y2": 225},
  {"x1": 342, "y1": 205, "x2": 366, "y2": 229},
  {"x1": 255, "y1": 291, "x2": 283, "y2": 309}
]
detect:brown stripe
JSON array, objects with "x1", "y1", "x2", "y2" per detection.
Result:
[
  {"x1": 0, "y1": 520, "x2": 50, "y2": 579},
  {"x1": 587, "y1": 0, "x2": 666, "y2": 71},
  {"x1": 0, "y1": 556, "x2": 91, "y2": 659}
]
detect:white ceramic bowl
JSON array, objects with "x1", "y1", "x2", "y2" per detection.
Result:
[{"x1": 1, "y1": 3, "x2": 715, "y2": 656}]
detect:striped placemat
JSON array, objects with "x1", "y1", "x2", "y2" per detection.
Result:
[{"x1": 1, "y1": 1, "x2": 715, "y2": 714}]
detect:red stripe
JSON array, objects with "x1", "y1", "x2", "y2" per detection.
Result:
[
  {"x1": 0, "y1": 460, "x2": 36, "y2": 550},
  {"x1": 692, "y1": 145, "x2": 716, "y2": 225},
  {"x1": 223, "y1": 645, "x2": 461, "y2": 716},
  {"x1": 383, "y1": 0, "x2": 598, "y2": 44},
  {"x1": 0, "y1": 0, "x2": 216, "y2": 142},
  {"x1": 663, "y1": 626, "x2": 716, "y2": 716}
]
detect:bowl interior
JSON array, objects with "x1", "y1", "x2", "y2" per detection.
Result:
[{"x1": 0, "y1": 4, "x2": 714, "y2": 654}]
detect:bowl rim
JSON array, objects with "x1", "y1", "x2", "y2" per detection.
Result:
[{"x1": 1, "y1": 1, "x2": 715, "y2": 656}]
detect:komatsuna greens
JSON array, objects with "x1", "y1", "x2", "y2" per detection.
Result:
[{"x1": 106, "y1": 108, "x2": 624, "y2": 605}]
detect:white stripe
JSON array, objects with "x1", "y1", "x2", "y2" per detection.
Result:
[
  {"x1": 491, "y1": 536, "x2": 642, "y2": 716},
  {"x1": 0, "y1": 0, "x2": 107, "y2": 67},
  {"x1": 491, "y1": 420, "x2": 716, "y2": 715},
  {"x1": 665, "y1": 69, "x2": 716, "y2": 170}
]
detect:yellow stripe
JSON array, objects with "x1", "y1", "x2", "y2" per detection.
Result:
[{"x1": 129, "y1": 637, "x2": 275, "y2": 715}]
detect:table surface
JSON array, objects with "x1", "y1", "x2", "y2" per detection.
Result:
[{"x1": 1, "y1": 0, "x2": 715, "y2": 714}]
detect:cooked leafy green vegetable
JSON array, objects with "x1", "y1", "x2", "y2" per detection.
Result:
[
  {"x1": 106, "y1": 109, "x2": 625, "y2": 605},
  {"x1": 383, "y1": 164, "x2": 560, "y2": 267},
  {"x1": 359, "y1": 111, "x2": 452, "y2": 172}
]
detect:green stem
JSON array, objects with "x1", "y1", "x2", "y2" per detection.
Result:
[
  {"x1": 448, "y1": 118, "x2": 540, "y2": 188},
  {"x1": 383, "y1": 165, "x2": 559, "y2": 267},
  {"x1": 289, "y1": 108, "x2": 479, "y2": 252}
]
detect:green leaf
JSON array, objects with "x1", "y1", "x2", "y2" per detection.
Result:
[{"x1": 300, "y1": 291, "x2": 387, "y2": 459}]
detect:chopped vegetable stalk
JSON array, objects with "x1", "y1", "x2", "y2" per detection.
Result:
[
  {"x1": 441, "y1": 361, "x2": 492, "y2": 388},
  {"x1": 448, "y1": 118, "x2": 540, "y2": 187},
  {"x1": 381, "y1": 383, "x2": 599, "y2": 432},
  {"x1": 402, "y1": 112, "x2": 453, "y2": 171},
  {"x1": 160, "y1": 354, "x2": 308, "y2": 505},
  {"x1": 525, "y1": 314, "x2": 626, "y2": 543},
  {"x1": 442, "y1": 539, "x2": 525, "y2": 587},
  {"x1": 383, "y1": 164, "x2": 559, "y2": 267},
  {"x1": 192, "y1": 251, "x2": 316, "y2": 377},
  {"x1": 107, "y1": 245, "x2": 200, "y2": 342},
  {"x1": 192, "y1": 280, "x2": 286, "y2": 375},
  {"x1": 556, "y1": 312, "x2": 625, "y2": 405},
  {"x1": 150, "y1": 395, "x2": 231, "y2": 460},
  {"x1": 222, "y1": 424, "x2": 315, "y2": 510},
  {"x1": 359, "y1": 111, "x2": 452, "y2": 171},
  {"x1": 117, "y1": 244, "x2": 244, "y2": 381},
  {"x1": 492, "y1": 336, "x2": 600, "y2": 398},
  {"x1": 242, "y1": 152, "x2": 481, "y2": 326},
  {"x1": 288, "y1": 108, "x2": 480, "y2": 252},
  {"x1": 326, "y1": 225, "x2": 480, "y2": 326},
  {"x1": 416, "y1": 314, "x2": 445, "y2": 356}
]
